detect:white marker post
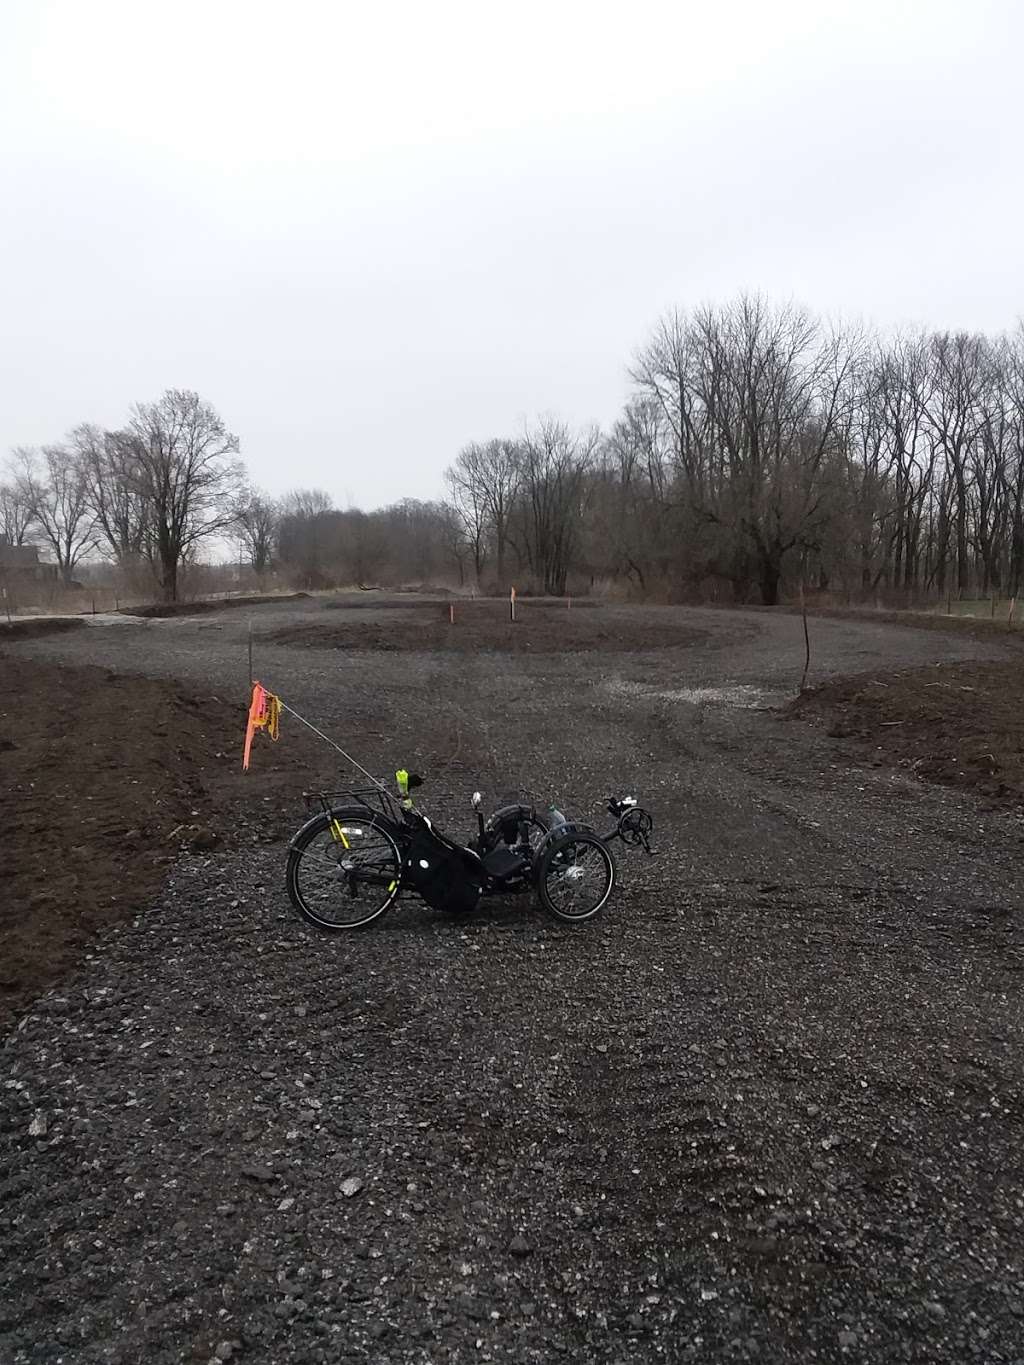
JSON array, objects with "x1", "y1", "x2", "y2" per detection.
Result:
[{"x1": 510, "y1": 586, "x2": 517, "y2": 623}]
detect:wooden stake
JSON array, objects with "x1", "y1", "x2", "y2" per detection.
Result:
[
  {"x1": 1009, "y1": 597, "x2": 1016, "y2": 626},
  {"x1": 510, "y1": 586, "x2": 517, "y2": 623},
  {"x1": 799, "y1": 578, "x2": 811, "y2": 693},
  {"x1": 449, "y1": 602, "x2": 455, "y2": 624},
  {"x1": 248, "y1": 619, "x2": 254, "y2": 688}
]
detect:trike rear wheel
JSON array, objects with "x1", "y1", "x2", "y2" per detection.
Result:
[{"x1": 287, "y1": 809, "x2": 402, "y2": 930}]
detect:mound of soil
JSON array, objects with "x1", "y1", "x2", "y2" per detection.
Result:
[
  {"x1": 792, "y1": 660, "x2": 1024, "y2": 806},
  {"x1": 792, "y1": 604, "x2": 1024, "y2": 646},
  {"x1": 0, "y1": 617, "x2": 86, "y2": 639},
  {"x1": 266, "y1": 603, "x2": 704, "y2": 654},
  {"x1": 125, "y1": 592, "x2": 309, "y2": 619},
  {"x1": 0, "y1": 657, "x2": 330, "y2": 1029},
  {"x1": 322, "y1": 594, "x2": 601, "y2": 611}
]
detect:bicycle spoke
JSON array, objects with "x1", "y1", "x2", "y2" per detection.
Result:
[{"x1": 291, "y1": 819, "x2": 400, "y2": 928}]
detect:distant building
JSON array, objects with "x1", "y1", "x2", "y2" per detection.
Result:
[{"x1": 0, "y1": 538, "x2": 59, "y2": 583}]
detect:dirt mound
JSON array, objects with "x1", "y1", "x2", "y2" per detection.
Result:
[
  {"x1": 266, "y1": 603, "x2": 705, "y2": 654},
  {"x1": 125, "y1": 592, "x2": 309, "y2": 619},
  {"x1": 320, "y1": 594, "x2": 600, "y2": 612},
  {"x1": 0, "y1": 656, "x2": 330, "y2": 1029},
  {"x1": 789, "y1": 603, "x2": 1024, "y2": 646},
  {"x1": 792, "y1": 660, "x2": 1024, "y2": 806},
  {"x1": 0, "y1": 617, "x2": 86, "y2": 639}
]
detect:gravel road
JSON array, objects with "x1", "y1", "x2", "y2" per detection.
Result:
[{"x1": 3, "y1": 600, "x2": 1023, "y2": 1364}]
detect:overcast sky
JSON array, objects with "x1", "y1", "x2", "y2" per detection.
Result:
[{"x1": 2, "y1": 0, "x2": 1022, "y2": 508}]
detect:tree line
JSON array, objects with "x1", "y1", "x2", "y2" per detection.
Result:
[
  {"x1": 5, "y1": 296, "x2": 1024, "y2": 604},
  {"x1": 1, "y1": 389, "x2": 243, "y2": 601},
  {"x1": 623, "y1": 297, "x2": 1024, "y2": 604}
]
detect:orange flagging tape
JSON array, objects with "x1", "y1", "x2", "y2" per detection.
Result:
[{"x1": 242, "y1": 681, "x2": 281, "y2": 770}]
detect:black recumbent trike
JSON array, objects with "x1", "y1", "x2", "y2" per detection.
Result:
[{"x1": 286, "y1": 771, "x2": 654, "y2": 929}]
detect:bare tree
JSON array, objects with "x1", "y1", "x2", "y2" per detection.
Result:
[
  {"x1": 445, "y1": 446, "x2": 491, "y2": 582},
  {"x1": 632, "y1": 296, "x2": 865, "y2": 603},
  {"x1": 516, "y1": 418, "x2": 598, "y2": 596},
  {"x1": 235, "y1": 489, "x2": 278, "y2": 575},
  {"x1": 591, "y1": 398, "x2": 676, "y2": 592},
  {"x1": 876, "y1": 331, "x2": 933, "y2": 593},
  {"x1": 125, "y1": 390, "x2": 243, "y2": 601},
  {"x1": 280, "y1": 488, "x2": 334, "y2": 519},
  {"x1": 924, "y1": 332, "x2": 989, "y2": 595},
  {"x1": 0, "y1": 466, "x2": 35, "y2": 546},
  {"x1": 437, "y1": 499, "x2": 471, "y2": 585},
  {"x1": 13, "y1": 445, "x2": 97, "y2": 585},
  {"x1": 336, "y1": 507, "x2": 388, "y2": 585},
  {"x1": 1005, "y1": 325, "x2": 1024, "y2": 594},
  {"x1": 74, "y1": 424, "x2": 151, "y2": 565},
  {"x1": 476, "y1": 439, "x2": 521, "y2": 586},
  {"x1": 276, "y1": 488, "x2": 336, "y2": 585},
  {"x1": 445, "y1": 439, "x2": 522, "y2": 586}
]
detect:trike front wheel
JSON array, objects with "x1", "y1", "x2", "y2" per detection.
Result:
[{"x1": 536, "y1": 831, "x2": 615, "y2": 922}]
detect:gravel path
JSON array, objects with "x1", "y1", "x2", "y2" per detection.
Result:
[{"x1": 3, "y1": 602, "x2": 1023, "y2": 1363}]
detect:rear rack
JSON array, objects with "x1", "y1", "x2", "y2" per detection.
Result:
[{"x1": 302, "y1": 788, "x2": 400, "y2": 820}]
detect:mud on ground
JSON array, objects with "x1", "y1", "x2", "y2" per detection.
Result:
[
  {"x1": 125, "y1": 592, "x2": 310, "y2": 619},
  {"x1": 794, "y1": 661, "x2": 1024, "y2": 808},
  {"x1": 0, "y1": 617, "x2": 87, "y2": 640},
  {"x1": 263, "y1": 598, "x2": 708, "y2": 654},
  {"x1": 0, "y1": 657, "x2": 337, "y2": 1029}
]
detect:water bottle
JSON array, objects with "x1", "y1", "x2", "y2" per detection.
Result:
[{"x1": 546, "y1": 803, "x2": 567, "y2": 830}]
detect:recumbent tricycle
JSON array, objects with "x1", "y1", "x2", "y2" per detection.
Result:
[{"x1": 286, "y1": 771, "x2": 654, "y2": 929}]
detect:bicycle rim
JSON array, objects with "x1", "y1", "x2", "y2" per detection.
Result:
[
  {"x1": 291, "y1": 817, "x2": 401, "y2": 928},
  {"x1": 541, "y1": 836, "x2": 614, "y2": 920}
]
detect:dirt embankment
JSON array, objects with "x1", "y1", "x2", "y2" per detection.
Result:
[
  {"x1": 793, "y1": 661, "x2": 1024, "y2": 807},
  {"x1": 795, "y1": 604, "x2": 1024, "y2": 646},
  {"x1": 0, "y1": 656, "x2": 329, "y2": 1029},
  {"x1": 0, "y1": 618, "x2": 87, "y2": 639},
  {"x1": 124, "y1": 592, "x2": 309, "y2": 619},
  {"x1": 265, "y1": 601, "x2": 707, "y2": 654}
]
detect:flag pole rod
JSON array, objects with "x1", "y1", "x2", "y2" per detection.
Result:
[{"x1": 275, "y1": 698, "x2": 388, "y2": 792}]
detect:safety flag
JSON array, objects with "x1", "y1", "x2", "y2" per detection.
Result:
[{"x1": 243, "y1": 681, "x2": 281, "y2": 770}]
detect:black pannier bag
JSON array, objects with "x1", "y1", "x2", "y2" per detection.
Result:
[{"x1": 401, "y1": 812, "x2": 483, "y2": 913}]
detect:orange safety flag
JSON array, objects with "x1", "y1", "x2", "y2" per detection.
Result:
[{"x1": 243, "y1": 681, "x2": 281, "y2": 770}]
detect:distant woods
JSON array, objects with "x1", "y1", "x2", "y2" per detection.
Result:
[
  {"x1": 5, "y1": 296, "x2": 1024, "y2": 603},
  {"x1": 276, "y1": 299, "x2": 1024, "y2": 605},
  {"x1": 625, "y1": 298, "x2": 1024, "y2": 605}
]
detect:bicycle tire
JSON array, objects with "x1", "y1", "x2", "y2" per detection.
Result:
[
  {"x1": 286, "y1": 808, "x2": 403, "y2": 931},
  {"x1": 536, "y1": 830, "x2": 616, "y2": 922}
]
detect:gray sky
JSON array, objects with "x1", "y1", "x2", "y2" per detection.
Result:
[{"x1": 2, "y1": 0, "x2": 1022, "y2": 509}]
